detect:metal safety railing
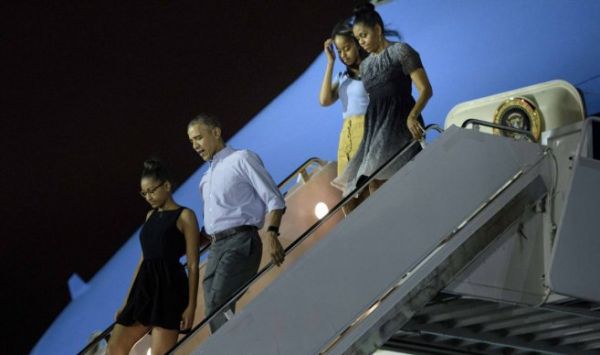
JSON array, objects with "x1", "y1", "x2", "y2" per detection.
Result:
[{"x1": 462, "y1": 118, "x2": 535, "y2": 142}]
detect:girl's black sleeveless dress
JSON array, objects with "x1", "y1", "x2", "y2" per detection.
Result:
[{"x1": 117, "y1": 207, "x2": 189, "y2": 330}]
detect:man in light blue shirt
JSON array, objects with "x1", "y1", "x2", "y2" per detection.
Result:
[{"x1": 187, "y1": 113, "x2": 285, "y2": 332}]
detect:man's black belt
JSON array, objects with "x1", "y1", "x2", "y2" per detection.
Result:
[{"x1": 210, "y1": 225, "x2": 258, "y2": 243}]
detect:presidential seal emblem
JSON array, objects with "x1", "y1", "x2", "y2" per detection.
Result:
[{"x1": 493, "y1": 97, "x2": 541, "y2": 142}]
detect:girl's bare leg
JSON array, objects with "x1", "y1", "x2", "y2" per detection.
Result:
[
  {"x1": 106, "y1": 322, "x2": 150, "y2": 355},
  {"x1": 150, "y1": 326, "x2": 180, "y2": 355}
]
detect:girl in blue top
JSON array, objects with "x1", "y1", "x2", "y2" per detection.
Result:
[{"x1": 319, "y1": 20, "x2": 369, "y2": 213}]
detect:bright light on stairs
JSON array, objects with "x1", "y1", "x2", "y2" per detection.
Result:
[{"x1": 314, "y1": 202, "x2": 329, "y2": 219}]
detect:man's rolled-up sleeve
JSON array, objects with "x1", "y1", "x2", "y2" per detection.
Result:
[{"x1": 240, "y1": 151, "x2": 285, "y2": 212}]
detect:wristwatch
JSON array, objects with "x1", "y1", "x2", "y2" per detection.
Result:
[{"x1": 267, "y1": 225, "x2": 280, "y2": 236}]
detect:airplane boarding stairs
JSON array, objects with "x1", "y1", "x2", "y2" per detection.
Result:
[
  {"x1": 168, "y1": 125, "x2": 555, "y2": 354},
  {"x1": 75, "y1": 81, "x2": 600, "y2": 355},
  {"x1": 81, "y1": 119, "x2": 600, "y2": 354}
]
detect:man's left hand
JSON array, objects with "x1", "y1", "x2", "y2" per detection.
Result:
[{"x1": 268, "y1": 232, "x2": 285, "y2": 266}]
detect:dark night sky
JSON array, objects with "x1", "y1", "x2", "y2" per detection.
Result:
[{"x1": 1, "y1": 1, "x2": 352, "y2": 352}]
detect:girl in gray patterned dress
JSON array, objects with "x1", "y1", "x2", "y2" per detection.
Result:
[{"x1": 334, "y1": 3, "x2": 433, "y2": 197}]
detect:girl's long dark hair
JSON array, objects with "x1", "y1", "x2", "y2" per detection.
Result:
[{"x1": 331, "y1": 19, "x2": 368, "y2": 78}]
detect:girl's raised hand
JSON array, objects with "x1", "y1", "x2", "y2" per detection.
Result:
[{"x1": 324, "y1": 38, "x2": 335, "y2": 62}]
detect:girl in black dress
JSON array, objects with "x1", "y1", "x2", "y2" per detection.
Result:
[{"x1": 107, "y1": 159, "x2": 199, "y2": 355}]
